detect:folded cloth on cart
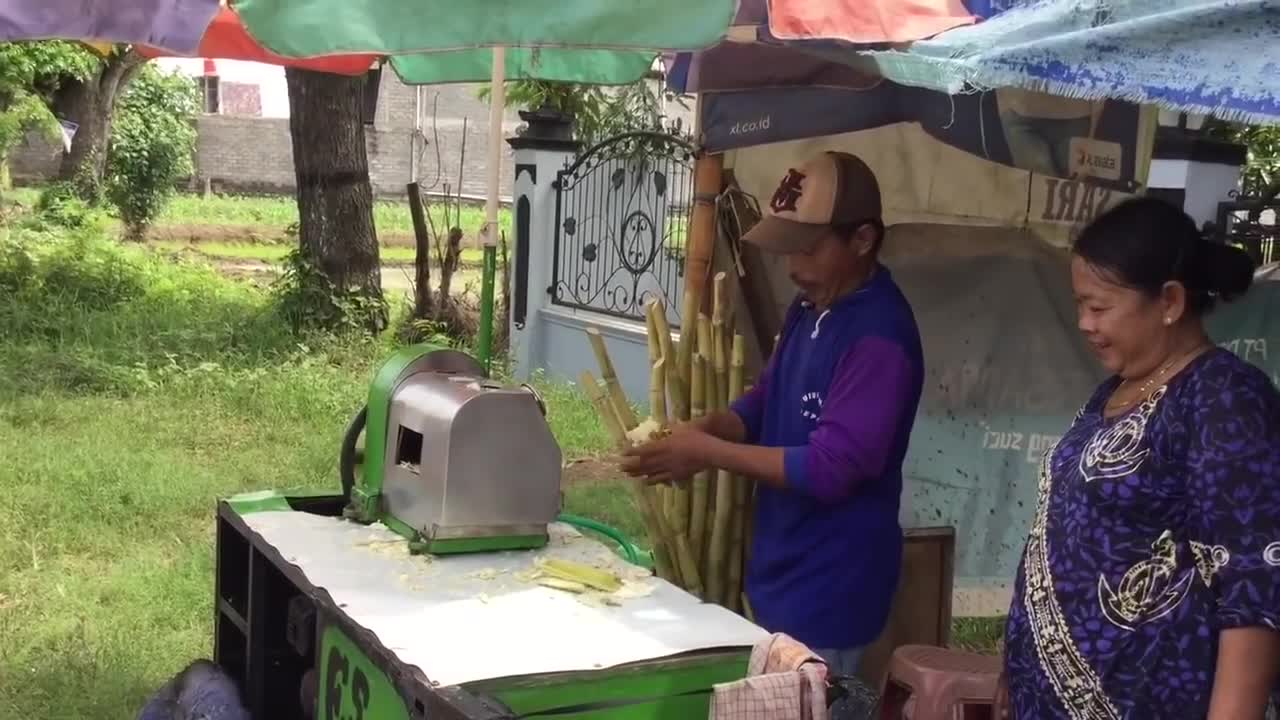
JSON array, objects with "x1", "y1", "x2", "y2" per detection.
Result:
[
  {"x1": 136, "y1": 659, "x2": 251, "y2": 720},
  {"x1": 709, "y1": 633, "x2": 829, "y2": 720}
]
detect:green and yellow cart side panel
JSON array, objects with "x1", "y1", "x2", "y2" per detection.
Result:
[{"x1": 319, "y1": 622, "x2": 748, "y2": 720}]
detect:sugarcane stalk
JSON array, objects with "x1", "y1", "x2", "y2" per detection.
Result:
[
  {"x1": 703, "y1": 333, "x2": 720, "y2": 560},
  {"x1": 729, "y1": 334, "x2": 746, "y2": 408},
  {"x1": 712, "y1": 273, "x2": 728, "y2": 410},
  {"x1": 687, "y1": 353, "x2": 710, "y2": 574},
  {"x1": 649, "y1": 300, "x2": 688, "y2": 421},
  {"x1": 704, "y1": 335, "x2": 744, "y2": 606},
  {"x1": 696, "y1": 313, "x2": 712, "y2": 370},
  {"x1": 676, "y1": 288, "x2": 700, "y2": 388},
  {"x1": 706, "y1": 466, "x2": 733, "y2": 606},
  {"x1": 726, "y1": 335, "x2": 750, "y2": 611},
  {"x1": 671, "y1": 524, "x2": 705, "y2": 598},
  {"x1": 644, "y1": 306, "x2": 674, "y2": 513},
  {"x1": 649, "y1": 358, "x2": 668, "y2": 427},
  {"x1": 643, "y1": 437, "x2": 702, "y2": 596},
  {"x1": 579, "y1": 370, "x2": 676, "y2": 583},
  {"x1": 663, "y1": 475, "x2": 676, "y2": 520},
  {"x1": 672, "y1": 354, "x2": 702, "y2": 547},
  {"x1": 645, "y1": 305, "x2": 662, "y2": 366},
  {"x1": 587, "y1": 327, "x2": 638, "y2": 431}
]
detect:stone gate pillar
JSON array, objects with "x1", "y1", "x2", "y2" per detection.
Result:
[{"x1": 506, "y1": 109, "x2": 580, "y2": 380}]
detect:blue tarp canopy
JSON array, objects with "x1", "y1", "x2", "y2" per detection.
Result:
[
  {"x1": 859, "y1": 0, "x2": 1280, "y2": 125},
  {"x1": 670, "y1": 0, "x2": 1280, "y2": 155}
]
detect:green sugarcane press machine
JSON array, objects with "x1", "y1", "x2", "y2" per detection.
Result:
[{"x1": 212, "y1": 344, "x2": 764, "y2": 720}]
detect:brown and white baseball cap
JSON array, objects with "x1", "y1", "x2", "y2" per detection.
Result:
[{"x1": 743, "y1": 151, "x2": 882, "y2": 254}]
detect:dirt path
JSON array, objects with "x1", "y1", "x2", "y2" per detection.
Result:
[
  {"x1": 212, "y1": 260, "x2": 417, "y2": 294},
  {"x1": 561, "y1": 456, "x2": 623, "y2": 486},
  {"x1": 210, "y1": 259, "x2": 485, "y2": 297},
  {"x1": 152, "y1": 223, "x2": 445, "y2": 248}
]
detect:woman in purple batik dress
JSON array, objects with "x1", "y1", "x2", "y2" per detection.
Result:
[{"x1": 995, "y1": 198, "x2": 1280, "y2": 720}]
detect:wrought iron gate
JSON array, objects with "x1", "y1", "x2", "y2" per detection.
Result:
[
  {"x1": 1214, "y1": 186, "x2": 1280, "y2": 266},
  {"x1": 550, "y1": 131, "x2": 694, "y2": 327}
]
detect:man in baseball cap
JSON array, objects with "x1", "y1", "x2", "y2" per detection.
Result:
[{"x1": 623, "y1": 151, "x2": 924, "y2": 693}]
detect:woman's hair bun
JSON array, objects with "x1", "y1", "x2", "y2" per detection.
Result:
[{"x1": 1195, "y1": 239, "x2": 1255, "y2": 302}]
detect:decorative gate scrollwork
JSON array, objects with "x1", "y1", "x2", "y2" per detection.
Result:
[
  {"x1": 550, "y1": 131, "x2": 694, "y2": 326},
  {"x1": 1213, "y1": 185, "x2": 1280, "y2": 267}
]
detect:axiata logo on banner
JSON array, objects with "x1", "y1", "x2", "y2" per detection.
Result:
[
  {"x1": 729, "y1": 116, "x2": 771, "y2": 136},
  {"x1": 1068, "y1": 137, "x2": 1123, "y2": 182}
]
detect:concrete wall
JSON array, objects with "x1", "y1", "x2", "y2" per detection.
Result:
[
  {"x1": 537, "y1": 307, "x2": 656, "y2": 403},
  {"x1": 9, "y1": 71, "x2": 520, "y2": 201}
]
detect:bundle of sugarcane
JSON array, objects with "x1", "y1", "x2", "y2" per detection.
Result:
[{"x1": 580, "y1": 271, "x2": 755, "y2": 614}]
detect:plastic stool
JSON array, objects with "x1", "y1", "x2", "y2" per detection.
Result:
[{"x1": 879, "y1": 645, "x2": 1001, "y2": 720}]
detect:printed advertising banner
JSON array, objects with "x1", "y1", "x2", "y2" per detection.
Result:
[{"x1": 704, "y1": 86, "x2": 1153, "y2": 194}]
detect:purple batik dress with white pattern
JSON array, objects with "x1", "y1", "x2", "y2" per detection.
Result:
[{"x1": 1004, "y1": 349, "x2": 1280, "y2": 719}]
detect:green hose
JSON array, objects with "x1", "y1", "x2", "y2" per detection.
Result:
[{"x1": 556, "y1": 513, "x2": 650, "y2": 568}]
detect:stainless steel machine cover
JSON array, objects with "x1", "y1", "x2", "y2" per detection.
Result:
[{"x1": 381, "y1": 372, "x2": 562, "y2": 541}]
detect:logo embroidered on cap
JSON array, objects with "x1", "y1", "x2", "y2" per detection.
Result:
[{"x1": 770, "y1": 168, "x2": 806, "y2": 213}]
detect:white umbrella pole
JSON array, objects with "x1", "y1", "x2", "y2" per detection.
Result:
[
  {"x1": 477, "y1": 46, "x2": 505, "y2": 372},
  {"x1": 484, "y1": 46, "x2": 506, "y2": 248}
]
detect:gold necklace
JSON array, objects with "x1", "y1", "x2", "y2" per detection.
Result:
[{"x1": 1105, "y1": 343, "x2": 1210, "y2": 412}]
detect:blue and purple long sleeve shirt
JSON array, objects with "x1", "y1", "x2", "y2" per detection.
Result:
[{"x1": 730, "y1": 266, "x2": 923, "y2": 649}]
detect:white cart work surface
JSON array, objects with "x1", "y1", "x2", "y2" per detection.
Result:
[{"x1": 242, "y1": 510, "x2": 767, "y2": 687}]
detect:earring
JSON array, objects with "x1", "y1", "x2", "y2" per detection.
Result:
[{"x1": 1163, "y1": 317, "x2": 1172, "y2": 326}]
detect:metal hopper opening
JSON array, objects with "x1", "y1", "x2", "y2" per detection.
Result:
[{"x1": 395, "y1": 426, "x2": 423, "y2": 473}]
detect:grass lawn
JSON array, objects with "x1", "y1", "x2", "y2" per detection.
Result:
[
  {"x1": 8, "y1": 186, "x2": 507, "y2": 265},
  {"x1": 0, "y1": 215, "x2": 1001, "y2": 718},
  {"x1": 160, "y1": 192, "x2": 511, "y2": 241}
]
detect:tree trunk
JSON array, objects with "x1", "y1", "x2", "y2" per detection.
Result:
[
  {"x1": 436, "y1": 227, "x2": 463, "y2": 318},
  {"x1": 285, "y1": 67, "x2": 386, "y2": 333},
  {"x1": 406, "y1": 181, "x2": 435, "y2": 320},
  {"x1": 55, "y1": 49, "x2": 145, "y2": 199}
]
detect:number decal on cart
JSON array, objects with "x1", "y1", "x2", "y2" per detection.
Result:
[
  {"x1": 325, "y1": 645, "x2": 370, "y2": 720},
  {"x1": 320, "y1": 625, "x2": 404, "y2": 720}
]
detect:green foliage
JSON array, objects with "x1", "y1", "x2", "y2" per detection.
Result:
[
  {"x1": 0, "y1": 92, "x2": 58, "y2": 161},
  {"x1": 273, "y1": 247, "x2": 390, "y2": 336},
  {"x1": 0, "y1": 41, "x2": 99, "y2": 102},
  {"x1": 27, "y1": 181, "x2": 107, "y2": 232},
  {"x1": 402, "y1": 317, "x2": 468, "y2": 348},
  {"x1": 1205, "y1": 120, "x2": 1280, "y2": 196},
  {"x1": 105, "y1": 65, "x2": 198, "y2": 241},
  {"x1": 482, "y1": 78, "x2": 690, "y2": 147},
  {"x1": 0, "y1": 226, "x2": 302, "y2": 396},
  {"x1": 1236, "y1": 125, "x2": 1280, "y2": 195},
  {"x1": 0, "y1": 41, "x2": 98, "y2": 160}
]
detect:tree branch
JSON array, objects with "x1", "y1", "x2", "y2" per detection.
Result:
[{"x1": 99, "y1": 47, "x2": 146, "y2": 94}]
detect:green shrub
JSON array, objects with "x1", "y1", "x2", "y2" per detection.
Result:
[
  {"x1": 272, "y1": 248, "x2": 389, "y2": 335},
  {"x1": 0, "y1": 228, "x2": 308, "y2": 395},
  {"x1": 32, "y1": 182, "x2": 104, "y2": 231},
  {"x1": 105, "y1": 66, "x2": 198, "y2": 241}
]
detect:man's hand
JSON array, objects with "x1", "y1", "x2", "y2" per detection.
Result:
[{"x1": 620, "y1": 423, "x2": 714, "y2": 485}]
